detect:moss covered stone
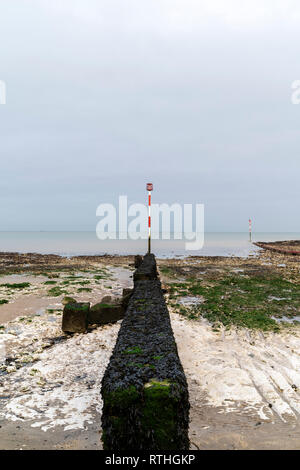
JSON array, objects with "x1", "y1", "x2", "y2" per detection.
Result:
[
  {"x1": 89, "y1": 301, "x2": 124, "y2": 325},
  {"x1": 62, "y1": 302, "x2": 90, "y2": 333}
]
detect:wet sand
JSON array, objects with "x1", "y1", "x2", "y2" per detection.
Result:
[{"x1": 171, "y1": 313, "x2": 300, "y2": 449}]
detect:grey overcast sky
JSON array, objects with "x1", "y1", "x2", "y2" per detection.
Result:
[{"x1": 0, "y1": 0, "x2": 300, "y2": 231}]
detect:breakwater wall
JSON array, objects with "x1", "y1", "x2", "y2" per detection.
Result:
[
  {"x1": 101, "y1": 253, "x2": 190, "y2": 450},
  {"x1": 254, "y1": 242, "x2": 300, "y2": 256}
]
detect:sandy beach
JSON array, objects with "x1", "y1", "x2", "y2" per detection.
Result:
[{"x1": 0, "y1": 249, "x2": 300, "y2": 449}]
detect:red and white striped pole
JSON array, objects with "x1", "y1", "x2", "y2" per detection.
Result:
[
  {"x1": 147, "y1": 183, "x2": 153, "y2": 253},
  {"x1": 249, "y1": 218, "x2": 252, "y2": 242}
]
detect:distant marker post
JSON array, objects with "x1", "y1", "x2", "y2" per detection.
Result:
[
  {"x1": 249, "y1": 218, "x2": 252, "y2": 242},
  {"x1": 147, "y1": 183, "x2": 153, "y2": 253}
]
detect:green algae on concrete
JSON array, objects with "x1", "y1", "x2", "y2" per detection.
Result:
[
  {"x1": 101, "y1": 254, "x2": 189, "y2": 451},
  {"x1": 142, "y1": 379, "x2": 179, "y2": 450}
]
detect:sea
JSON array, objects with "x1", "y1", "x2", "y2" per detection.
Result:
[{"x1": 0, "y1": 232, "x2": 299, "y2": 258}]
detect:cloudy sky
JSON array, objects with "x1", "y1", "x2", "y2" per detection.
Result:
[{"x1": 0, "y1": 0, "x2": 300, "y2": 232}]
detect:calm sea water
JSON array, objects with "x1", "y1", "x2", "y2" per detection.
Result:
[{"x1": 0, "y1": 232, "x2": 299, "y2": 258}]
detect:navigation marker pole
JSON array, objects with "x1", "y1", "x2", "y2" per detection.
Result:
[
  {"x1": 147, "y1": 183, "x2": 153, "y2": 254},
  {"x1": 249, "y1": 218, "x2": 252, "y2": 242}
]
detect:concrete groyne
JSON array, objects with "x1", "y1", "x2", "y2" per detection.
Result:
[{"x1": 101, "y1": 253, "x2": 190, "y2": 450}]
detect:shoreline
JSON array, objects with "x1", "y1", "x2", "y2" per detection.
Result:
[
  {"x1": 0, "y1": 250, "x2": 260, "y2": 274},
  {"x1": 0, "y1": 235, "x2": 299, "y2": 269},
  {"x1": 1, "y1": 232, "x2": 299, "y2": 260}
]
